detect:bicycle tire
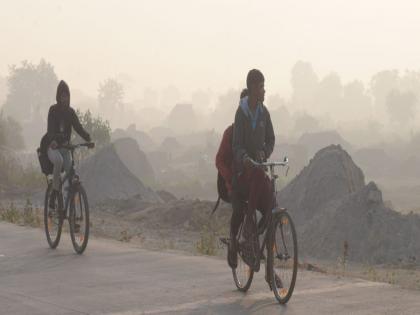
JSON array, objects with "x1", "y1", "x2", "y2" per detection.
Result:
[
  {"x1": 267, "y1": 211, "x2": 298, "y2": 304},
  {"x1": 232, "y1": 253, "x2": 254, "y2": 292},
  {"x1": 69, "y1": 185, "x2": 90, "y2": 254},
  {"x1": 44, "y1": 185, "x2": 63, "y2": 249}
]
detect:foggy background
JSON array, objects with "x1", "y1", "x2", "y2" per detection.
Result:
[{"x1": 2, "y1": 0, "x2": 420, "y2": 212}]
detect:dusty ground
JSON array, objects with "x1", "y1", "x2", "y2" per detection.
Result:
[
  {"x1": 3, "y1": 221, "x2": 420, "y2": 315},
  {"x1": 2, "y1": 199, "x2": 419, "y2": 292}
]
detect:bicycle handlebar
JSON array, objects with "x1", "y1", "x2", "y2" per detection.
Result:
[
  {"x1": 249, "y1": 157, "x2": 289, "y2": 168},
  {"x1": 61, "y1": 142, "x2": 95, "y2": 150},
  {"x1": 249, "y1": 157, "x2": 290, "y2": 177}
]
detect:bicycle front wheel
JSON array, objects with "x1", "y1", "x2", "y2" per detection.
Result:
[
  {"x1": 44, "y1": 185, "x2": 63, "y2": 249},
  {"x1": 69, "y1": 185, "x2": 90, "y2": 254},
  {"x1": 267, "y1": 211, "x2": 298, "y2": 304}
]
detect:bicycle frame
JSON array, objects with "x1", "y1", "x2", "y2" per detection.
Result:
[
  {"x1": 238, "y1": 158, "x2": 290, "y2": 262},
  {"x1": 47, "y1": 144, "x2": 86, "y2": 217}
]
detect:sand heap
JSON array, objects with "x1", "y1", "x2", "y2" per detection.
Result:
[
  {"x1": 279, "y1": 145, "x2": 420, "y2": 264},
  {"x1": 79, "y1": 142, "x2": 160, "y2": 205},
  {"x1": 113, "y1": 137, "x2": 156, "y2": 186},
  {"x1": 279, "y1": 145, "x2": 365, "y2": 223},
  {"x1": 112, "y1": 125, "x2": 156, "y2": 152}
]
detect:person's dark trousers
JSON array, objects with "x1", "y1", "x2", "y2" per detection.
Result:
[
  {"x1": 230, "y1": 167, "x2": 274, "y2": 237},
  {"x1": 246, "y1": 167, "x2": 273, "y2": 218},
  {"x1": 230, "y1": 190, "x2": 246, "y2": 239}
]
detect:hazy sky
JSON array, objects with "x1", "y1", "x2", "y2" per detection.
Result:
[{"x1": 1, "y1": 0, "x2": 420, "y2": 102}]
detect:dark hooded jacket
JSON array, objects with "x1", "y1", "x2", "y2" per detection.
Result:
[
  {"x1": 232, "y1": 96, "x2": 275, "y2": 172},
  {"x1": 40, "y1": 80, "x2": 91, "y2": 154}
]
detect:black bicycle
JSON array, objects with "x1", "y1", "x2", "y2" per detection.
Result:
[
  {"x1": 43, "y1": 142, "x2": 94, "y2": 254},
  {"x1": 224, "y1": 158, "x2": 298, "y2": 304}
]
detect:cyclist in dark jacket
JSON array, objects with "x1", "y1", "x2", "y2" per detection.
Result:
[
  {"x1": 229, "y1": 69, "x2": 275, "y2": 269},
  {"x1": 40, "y1": 80, "x2": 91, "y2": 208}
]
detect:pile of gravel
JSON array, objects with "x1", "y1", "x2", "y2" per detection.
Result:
[
  {"x1": 279, "y1": 145, "x2": 420, "y2": 264},
  {"x1": 80, "y1": 143, "x2": 161, "y2": 205},
  {"x1": 113, "y1": 137, "x2": 156, "y2": 186}
]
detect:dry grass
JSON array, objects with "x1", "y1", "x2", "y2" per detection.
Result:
[{"x1": 0, "y1": 200, "x2": 42, "y2": 228}]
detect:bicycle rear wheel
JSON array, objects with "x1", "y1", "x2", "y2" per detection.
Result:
[
  {"x1": 232, "y1": 220, "x2": 254, "y2": 292},
  {"x1": 44, "y1": 185, "x2": 63, "y2": 249},
  {"x1": 69, "y1": 185, "x2": 90, "y2": 254},
  {"x1": 267, "y1": 211, "x2": 298, "y2": 304}
]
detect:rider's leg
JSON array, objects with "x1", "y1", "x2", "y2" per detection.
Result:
[
  {"x1": 59, "y1": 148, "x2": 72, "y2": 176},
  {"x1": 47, "y1": 148, "x2": 63, "y2": 209},
  {"x1": 230, "y1": 191, "x2": 245, "y2": 237},
  {"x1": 58, "y1": 149, "x2": 72, "y2": 219},
  {"x1": 256, "y1": 173, "x2": 275, "y2": 233},
  {"x1": 241, "y1": 167, "x2": 267, "y2": 241},
  {"x1": 228, "y1": 190, "x2": 245, "y2": 269},
  {"x1": 47, "y1": 148, "x2": 64, "y2": 192},
  {"x1": 251, "y1": 174, "x2": 282, "y2": 288},
  {"x1": 247, "y1": 167, "x2": 270, "y2": 215}
]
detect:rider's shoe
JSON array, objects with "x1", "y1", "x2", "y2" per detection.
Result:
[{"x1": 227, "y1": 232, "x2": 238, "y2": 269}]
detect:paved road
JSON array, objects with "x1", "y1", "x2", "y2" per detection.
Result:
[{"x1": 0, "y1": 222, "x2": 419, "y2": 315}]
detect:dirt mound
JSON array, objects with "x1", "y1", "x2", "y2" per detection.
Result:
[
  {"x1": 279, "y1": 144, "x2": 420, "y2": 264},
  {"x1": 279, "y1": 145, "x2": 365, "y2": 223},
  {"x1": 112, "y1": 125, "x2": 156, "y2": 152},
  {"x1": 113, "y1": 137, "x2": 156, "y2": 185},
  {"x1": 122, "y1": 199, "x2": 231, "y2": 232},
  {"x1": 79, "y1": 143, "x2": 161, "y2": 205},
  {"x1": 302, "y1": 182, "x2": 420, "y2": 263},
  {"x1": 156, "y1": 190, "x2": 177, "y2": 203}
]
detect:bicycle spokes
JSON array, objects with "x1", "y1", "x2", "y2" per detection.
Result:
[
  {"x1": 44, "y1": 187, "x2": 63, "y2": 249},
  {"x1": 69, "y1": 187, "x2": 90, "y2": 254},
  {"x1": 73, "y1": 194, "x2": 85, "y2": 238},
  {"x1": 271, "y1": 213, "x2": 297, "y2": 302}
]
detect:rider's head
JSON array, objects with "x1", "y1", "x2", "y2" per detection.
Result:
[
  {"x1": 246, "y1": 69, "x2": 265, "y2": 103},
  {"x1": 56, "y1": 80, "x2": 70, "y2": 107}
]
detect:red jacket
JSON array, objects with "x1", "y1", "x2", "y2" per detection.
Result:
[{"x1": 215, "y1": 125, "x2": 234, "y2": 193}]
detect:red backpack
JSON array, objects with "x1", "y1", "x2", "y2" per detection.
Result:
[{"x1": 212, "y1": 124, "x2": 234, "y2": 214}]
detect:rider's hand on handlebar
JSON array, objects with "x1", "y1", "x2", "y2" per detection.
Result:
[
  {"x1": 87, "y1": 142, "x2": 95, "y2": 149},
  {"x1": 256, "y1": 150, "x2": 265, "y2": 163},
  {"x1": 243, "y1": 155, "x2": 253, "y2": 169}
]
